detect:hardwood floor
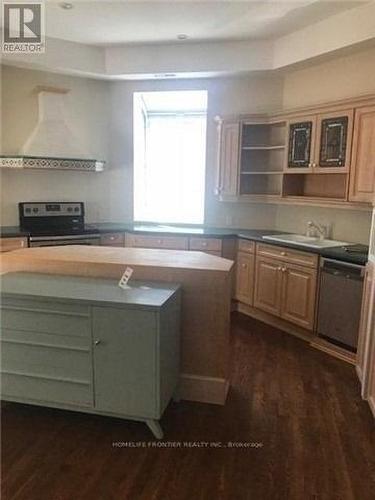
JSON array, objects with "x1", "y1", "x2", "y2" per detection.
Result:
[{"x1": 2, "y1": 312, "x2": 375, "y2": 500}]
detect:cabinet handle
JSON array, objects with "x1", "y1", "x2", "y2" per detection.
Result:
[
  {"x1": 242, "y1": 263, "x2": 247, "y2": 268},
  {"x1": 280, "y1": 251, "x2": 286, "y2": 256},
  {"x1": 94, "y1": 340, "x2": 101, "y2": 346}
]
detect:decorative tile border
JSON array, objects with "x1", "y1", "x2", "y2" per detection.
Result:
[{"x1": 0, "y1": 157, "x2": 104, "y2": 172}]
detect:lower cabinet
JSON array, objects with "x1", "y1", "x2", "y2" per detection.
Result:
[
  {"x1": 0, "y1": 237, "x2": 28, "y2": 252},
  {"x1": 100, "y1": 232, "x2": 125, "y2": 247},
  {"x1": 253, "y1": 251, "x2": 317, "y2": 331},
  {"x1": 235, "y1": 252, "x2": 255, "y2": 305},
  {"x1": 0, "y1": 275, "x2": 181, "y2": 438},
  {"x1": 281, "y1": 263, "x2": 317, "y2": 330},
  {"x1": 253, "y1": 257, "x2": 282, "y2": 316}
]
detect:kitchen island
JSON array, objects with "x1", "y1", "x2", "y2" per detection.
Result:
[{"x1": 1, "y1": 245, "x2": 234, "y2": 404}]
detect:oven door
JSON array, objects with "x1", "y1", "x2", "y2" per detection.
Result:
[{"x1": 29, "y1": 235, "x2": 101, "y2": 247}]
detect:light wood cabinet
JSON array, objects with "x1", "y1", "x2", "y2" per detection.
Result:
[
  {"x1": 356, "y1": 261, "x2": 375, "y2": 392},
  {"x1": 280, "y1": 263, "x2": 317, "y2": 330},
  {"x1": 253, "y1": 244, "x2": 318, "y2": 330},
  {"x1": 189, "y1": 237, "x2": 222, "y2": 254},
  {"x1": 286, "y1": 110, "x2": 353, "y2": 174},
  {"x1": 287, "y1": 116, "x2": 317, "y2": 172},
  {"x1": 235, "y1": 252, "x2": 255, "y2": 305},
  {"x1": 254, "y1": 256, "x2": 283, "y2": 316},
  {"x1": 215, "y1": 120, "x2": 240, "y2": 197},
  {"x1": 100, "y1": 232, "x2": 125, "y2": 247},
  {"x1": 349, "y1": 105, "x2": 375, "y2": 203},
  {"x1": 0, "y1": 237, "x2": 28, "y2": 252},
  {"x1": 126, "y1": 233, "x2": 189, "y2": 250}
]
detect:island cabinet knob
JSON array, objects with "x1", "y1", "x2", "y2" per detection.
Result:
[
  {"x1": 94, "y1": 339, "x2": 102, "y2": 346},
  {"x1": 281, "y1": 251, "x2": 287, "y2": 256}
]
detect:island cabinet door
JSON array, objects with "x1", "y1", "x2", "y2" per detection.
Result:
[
  {"x1": 280, "y1": 263, "x2": 317, "y2": 330},
  {"x1": 235, "y1": 252, "x2": 255, "y2": 305},
  {"x1": 92, "y1": 307, "x2": 158, "y2": 419},
  {"x1": 253, "y1": 257, "x2": 282, "y2": 316}
]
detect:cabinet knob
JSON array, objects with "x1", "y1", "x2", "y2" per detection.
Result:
[
  {"x1": 282, "y1": 267, "x2": 287, "y2": 272},
  {"x1": 281, "y1": 251, "x2": 286, "y2": 256},
  {"x1": 94, "y1": 339, "x2": 101, "y2": 346},
  {"x1": 157, "y1": 239, "x2": 162, "y2": 244},
  {"x1": 242, "y1": 263, "x2": 247, "y2": 268},
  {"x1": 278, "y1": 266, "x2": 282, "y2": 271},
  {"x1": 202, "y1": 242, "x2": 207, "y2": 247},
  {"x1": 110, "y1": 236, "x2": 115, "y2": 240}
]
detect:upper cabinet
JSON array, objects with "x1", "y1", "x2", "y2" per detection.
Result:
[
  {"x1": 287, "y1": 118, "x2": 316, "y2": 172},
  {"x1": 215, "y1": 95, "x2": 375, "y2": 208},
  {"x1": 349, "y1": 105, "x2": 375, "y2": 204},
  {"x1": 285, "y1": 109, "x2": 353, "y2": 174}
]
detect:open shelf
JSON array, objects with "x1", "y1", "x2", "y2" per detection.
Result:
[
  {"x1": 241, "y1": 121, "x2": 287, "y2": 148},
  {"x1": 240, "y1": 173, "x2": 283, "y2": 196},
  {"x1": 282, "y1": 173, "x2": 348, "y2": 200},
  {"x1": 242, "y1": 145, "x2": 285, "y2": 151},
  {"x1": 240, "y1": 148, "x2": 285, "y2": 173}
]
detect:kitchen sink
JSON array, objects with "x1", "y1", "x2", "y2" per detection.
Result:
[{"x1": 262, "y1": 234, "x2": 350, "y2": 249}]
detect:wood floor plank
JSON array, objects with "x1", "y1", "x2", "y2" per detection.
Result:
[{"x1": 1, "y1": 312, "x2": 374, "y2": 500}]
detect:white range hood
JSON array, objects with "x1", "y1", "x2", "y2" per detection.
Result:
[{"x1": 1, "y1": 86, "x2": 104, "y2": 172}]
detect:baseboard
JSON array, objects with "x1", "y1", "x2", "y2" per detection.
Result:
[
  {"x1": 179, "y1": 373, "x2": 229, "y2": 405},
  {"x1": 236, "y1": 302, "x2": 356, "y2": 365},
  {"x1": 310, "y1": 338, "x2": 356, "y2": 365},
  {"x1": 236, "y1": 302, "x2": 314, "y2": 343}
]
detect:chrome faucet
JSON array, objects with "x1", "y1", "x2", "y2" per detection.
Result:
[{"x1": 307, "y1": 220, "x2": 327, "y2": 240}]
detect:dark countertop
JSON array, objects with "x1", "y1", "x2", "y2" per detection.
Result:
[
  {"x1": 0, "y1": 226, "x2": 30, "y2": 238},
  {"x1": 0, "y1": 223, "x2": 368, "y2": 263}
]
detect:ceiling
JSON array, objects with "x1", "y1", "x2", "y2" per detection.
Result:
[{"x1": 46, "y1": 0, "x2": 366, "y2": 46}]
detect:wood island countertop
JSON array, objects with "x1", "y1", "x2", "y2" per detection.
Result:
[
  {"x1": 1, "y1": 245, "x2": 233, "y2": 273},
  {"x1": 1, "y1": 246, "x2": 234, "y2": 406}
]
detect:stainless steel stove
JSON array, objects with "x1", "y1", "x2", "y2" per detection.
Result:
[{"x1": 19, "y1": 202, "x2": 100, "y2": 247}]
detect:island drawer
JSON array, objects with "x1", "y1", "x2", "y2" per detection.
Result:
[
  {"x1": 189, "y1": 237, "x2": 222, "y2": 252},
  {"x1": 1, "y1": 338, "x2": 92, "y2": 383},
  {"x1": 256, "y1": 243, "x2": 318, "y2": 268},
  {"x1": 1, "y1": 372, "x2": 93, "y2": 407},
  {"x1": 237, "y1": 239, "x2": 255, "y2": 254},
  {"x1": 126, "y1": 234, "x2": 189, "y2": 250},
  {"x1": 1, "y1": 298, "x2": 91, "y2": 337}
]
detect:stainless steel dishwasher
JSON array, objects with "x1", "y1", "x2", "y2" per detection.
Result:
[{"x1": 317, "y1": 258, "x2": 365, "y2": 351}]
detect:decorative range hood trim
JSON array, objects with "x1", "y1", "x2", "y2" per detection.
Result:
[{"x1": 0, "y1": 156, "x2": 104, "y2": 172}]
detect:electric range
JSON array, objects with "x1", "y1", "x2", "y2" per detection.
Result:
[{"x1": 19, "y1": 202, "x2": 101, "y2": 247}]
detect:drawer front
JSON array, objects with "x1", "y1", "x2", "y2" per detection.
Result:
[
  {"x1": 1, "y1": 298, "x2": 90, "y2": 337},
  {"x1": 1, "y1": 338, "x2": 92, "y2": 383},
  {"x1": 100, "y1": 233, "x2": 125, "y2": 247},
  {"x1": 0, "y1": 237, "x2": 27, "y2": 252},
  {"x1": 189, "y1": 237, "x2": 222, "y2": 252},
  {"x1": 127, "y1": 234, "x2": 189, "y2": 250},
  {"x1": 256, "y1": 243, "x2": 318, "y2": 268},
  {"x1": 238, "y1": 239, "x2": 255, "y2": 254},
  {"x1": 1, "y1": 372, "x2": 93, "y2": 407}
]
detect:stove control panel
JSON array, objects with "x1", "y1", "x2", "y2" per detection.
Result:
[{"x1": 20, "y1": 202, "x2": 84, "y2": 217}]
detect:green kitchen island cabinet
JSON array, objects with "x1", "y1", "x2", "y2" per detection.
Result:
[{"x1": 0, "y1": 272, "x2": 181, "y2": 439}]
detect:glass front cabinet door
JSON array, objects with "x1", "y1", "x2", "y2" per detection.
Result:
[
  {"x1": 315, "y1": 110, "x2": 353, "y2": 173},
  {"x1": 287, "y1": 118, "x2": 316, "y2": 171}
]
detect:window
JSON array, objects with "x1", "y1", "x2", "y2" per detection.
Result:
[{"x1": 133, "y1": 90, "x2": 207, "y2": 224}]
